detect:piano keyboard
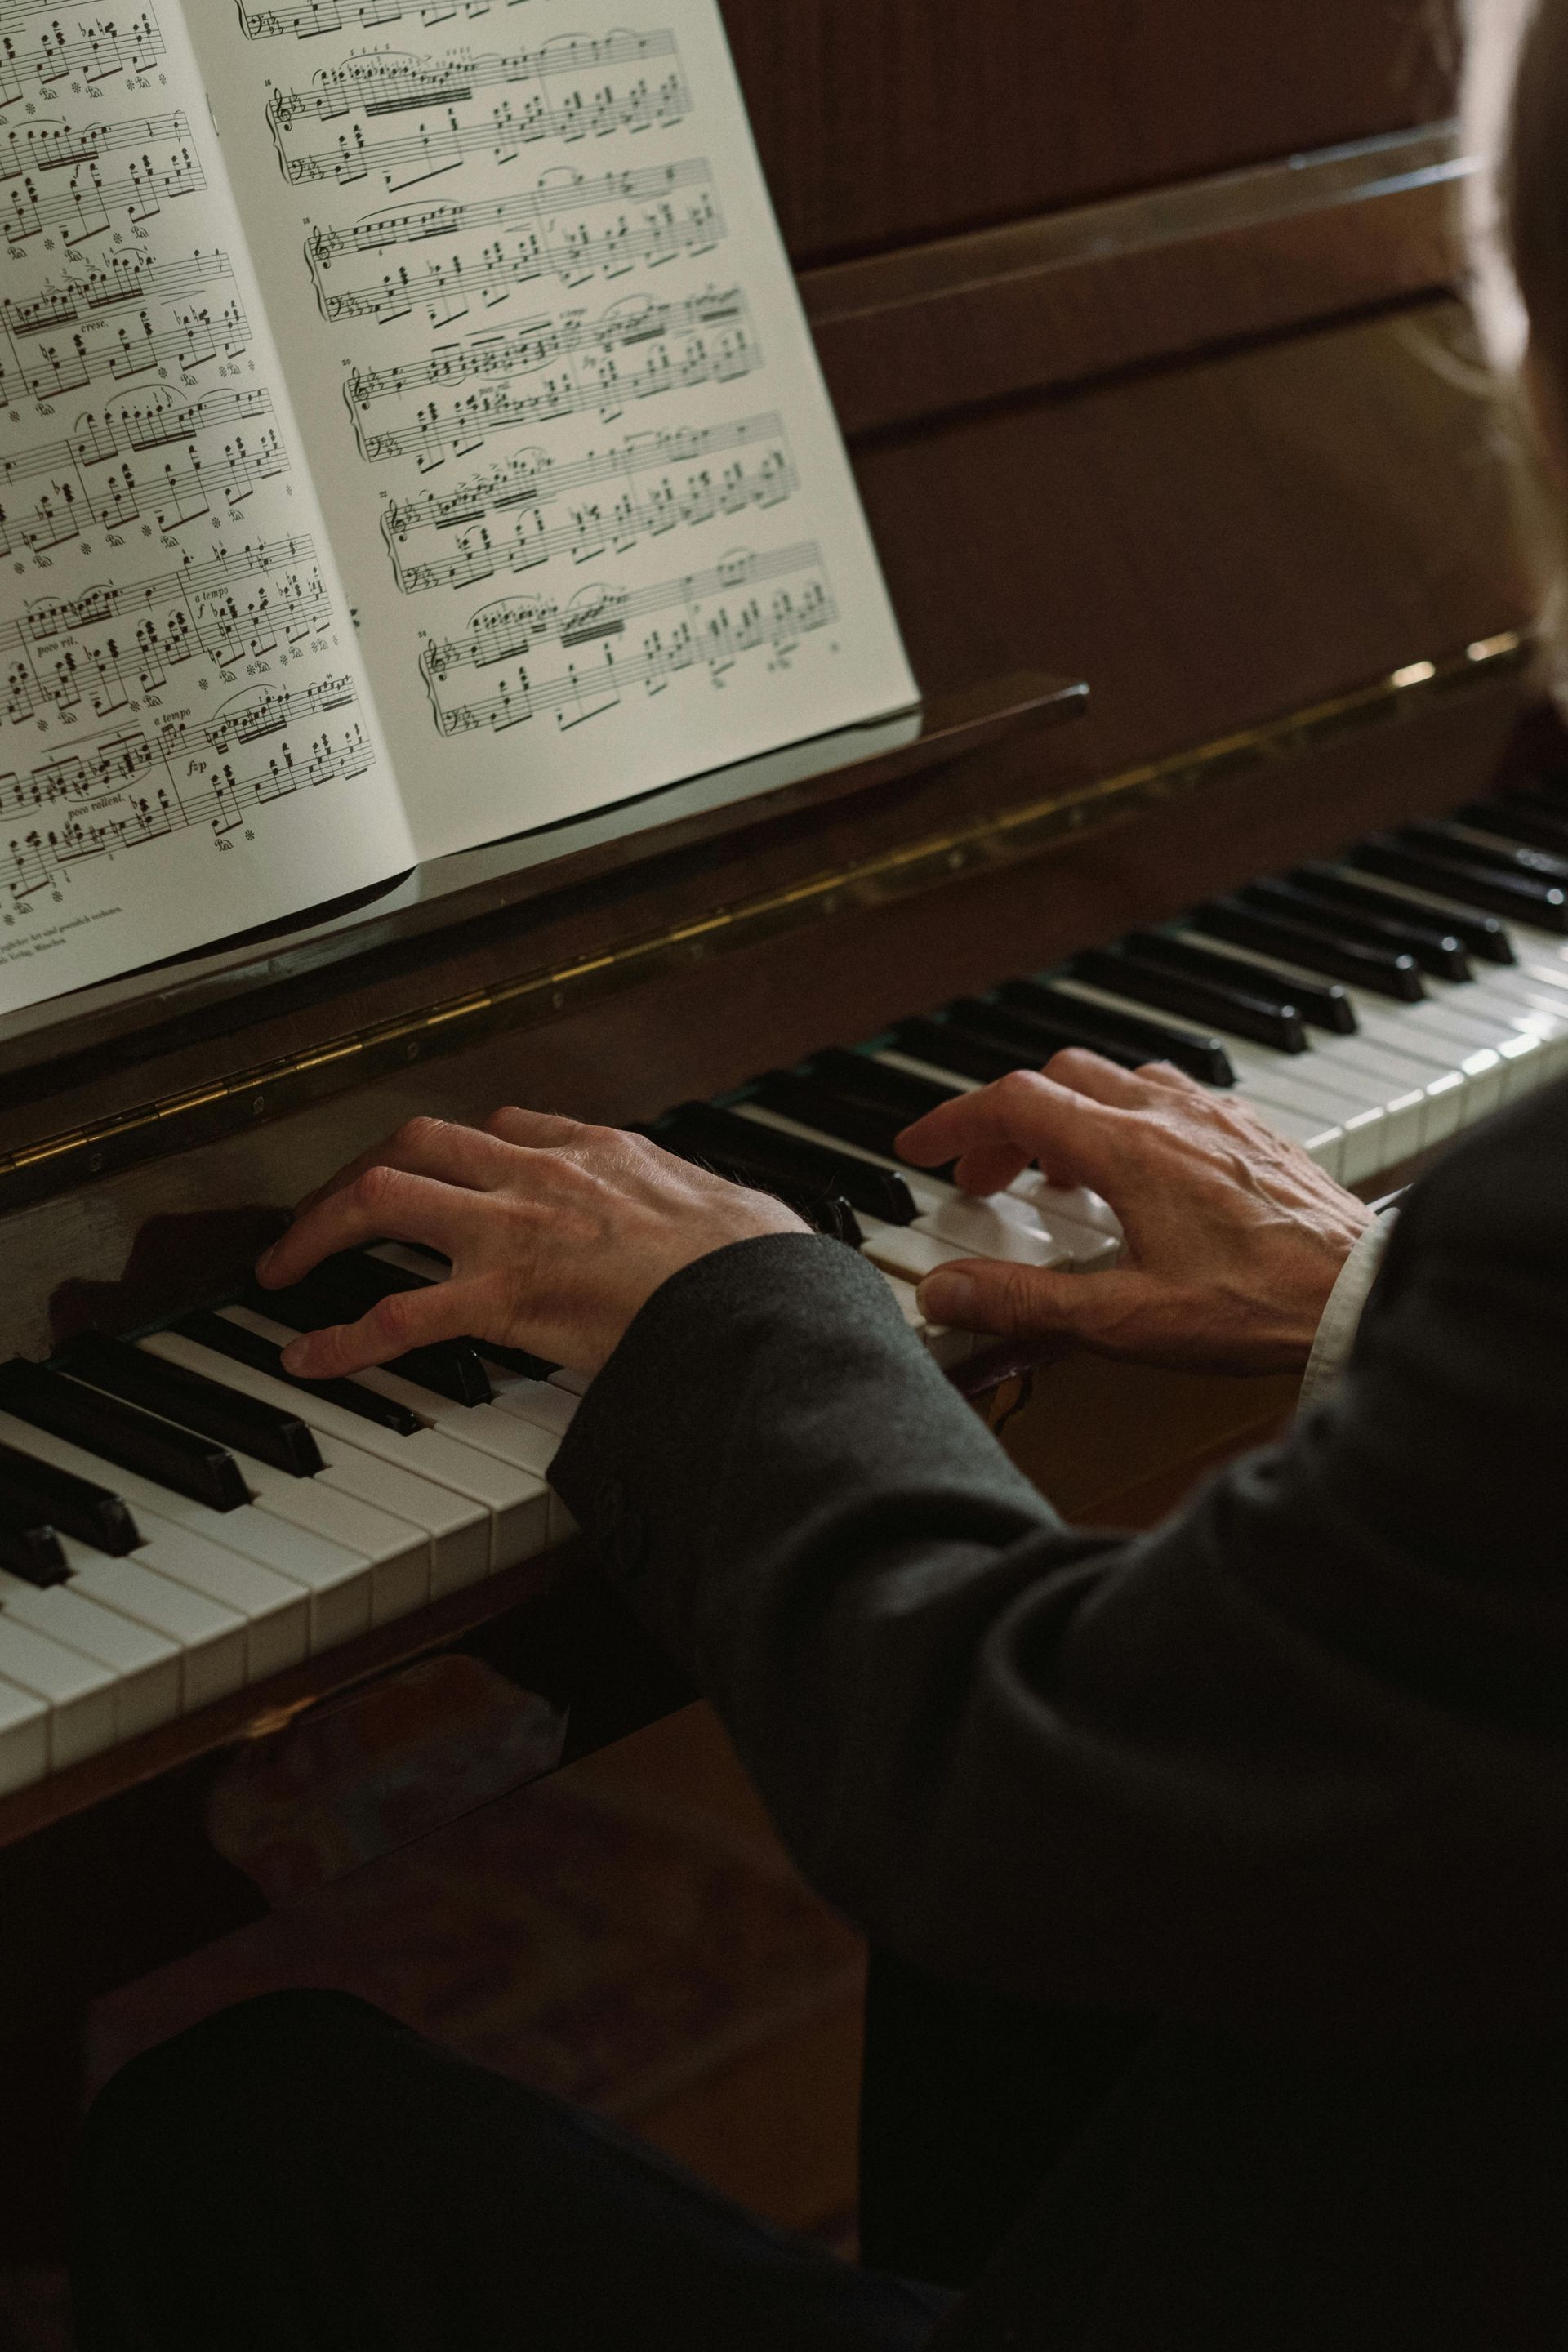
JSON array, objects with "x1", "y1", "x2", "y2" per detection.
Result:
[{"x1": 2, "y1": 786, "x2": 1567, "y2": 1793}]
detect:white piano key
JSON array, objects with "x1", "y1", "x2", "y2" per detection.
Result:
[
  {"x1": 915, "y1": 1200, "x2": 1074, "y2": 1268},
  {"x1": 0, "y1": 1407, "x2": 373, "y2": 1656},
  {"x1": 858, "y1": 1218, "x2": 988, "y2": 1285},
  {"x1": 0, "y1": 1572, "x2": 180, "y2": 1739},
  {"x1": 225, "y1": 1449, "x2": 431, "y2": 1630},
  {"x1": 1054, "y1": 972, "x2": 1401, "y2": 1180},
  {"x1": 483, "y1": 1371, "x2": 579, "y2": 1440},
  {"x1": 223, "y1": 1304, "x2": 572, "y2": 1546},
  {"x1": 1174, "y1": 929, "x2": 1503, "y2": 1133},
  {"x1": 876, "y1": 1028, "x2": 1348, "y2": 1178},
  {"x1": 0, "y1": 1615, "x2": 118, "y2": 1770},
  {"x1": 547, "y1": 1369, "x2": 592, "y2": 1399},
  {"x1": 731, "y1": 1102, "x2": 1119, "y2": 1268},
  {"x1": 0, "y1": 1676, "x2": 47, "y2": 1795},
  {"x1": 131, "y1": 1507, "x2": 310, "y2": 1680},
  {"x1": 61, "y1": 1542, "x2": 247, "y2": 1713},
  {"x1": 150, "y1": 1330, "x2": 528, "y2": 1597}
]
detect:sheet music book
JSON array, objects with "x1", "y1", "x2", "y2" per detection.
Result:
[{"x1": 0, "y1": 0, "x2": 916, "y2": 1015}]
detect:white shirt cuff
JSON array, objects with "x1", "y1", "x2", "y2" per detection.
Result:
[{"x1": 1298, "y1": 1207, "x2": 1400, "y2": 1414}]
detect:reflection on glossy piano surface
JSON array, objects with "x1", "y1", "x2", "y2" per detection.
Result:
[{"x1": 0, "y1": 0, "x2": 1561, "y2": 2255}]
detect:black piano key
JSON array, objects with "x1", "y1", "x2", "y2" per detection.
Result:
[
  {"x1": 0, "y1": 1361, "x2": 250, "y2": 1515},
  {"x1": 890, "y1": 1014, "x2": 1076, "y2": 1085},
  {"x1": 246, "y1": 1256, "x2": 493, "y2": 1407},
  {"x1": 1290, "y1": 862, "x2": 1516, "y2": 964},
  {"x1": 471, "y1": 1339, "x2": 568, "y2": 1385},
  {"x1": 804, "y1": 1049, "x2": 959, "y2": 1125},
  {"x1": 1133, "y1": 931, "x2": 1358, "y2": 1034},
  {"x1": 657, "y1": 1102, "x2": 911, "y2": 1227},
  {"x1": 635, "y1": 1122, "x2": 866, "y2": 1242},
  {"x1": 0, "y1": 1441, "x2": 141, "y2": 1557},
  {"x1": 893, "y1": 1011, "x2": 1142, "y2": 1081},
  {"x1": 173, "y1": 1312, "x2": 427, "y2": 1437},
  {"x1": 1246, "y1": 877, "x2": 1472, "y2": 982},
  {"x1": 991, "y1": 981, "x2": 1236, "y2": 1086},
  {"x1": 346, "y1": 1256, "x2": 564, "y2": 1384},
  {"x1": 0, "y1": 1500, "x2": 69, "y2": 1588},
  {"x1": 1458, "y1": 796, "x2": 1568, "y2": 858},
  {"x1": 1195, "y1": 898, "x2": 1426, "y2": 1000},
  {"x1": 754, "y1": 1071, "x2": 957, "y2": 1178},
  {"x1": 64, "y1": 1334, "x2": 324, "y2": 1480},
  {"x1": 1401, "y1": 818, "x2": 1568, "y2": 887},
  {"x1": 1350, "y1": 837, "x2": 1568, "y2": 933},
  {"x1": 1071, "y1": 944, "x2": 1307, "y2": 1052}
]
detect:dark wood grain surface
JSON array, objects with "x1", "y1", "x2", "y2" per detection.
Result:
[{"x1": 720, "y1": 0, "x2": 1458, "y2": 266}]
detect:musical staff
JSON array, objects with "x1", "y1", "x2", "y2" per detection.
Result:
[
  {"x1": 3, "y1": 692, "x2": 374, "y2": 906},
  {"x1": 238, "y1": 1, "x2": 545, "y2": 35},
  {"x1": 420, "y1": 541, "x2": 835, "y2": 735},
  {"x1": 353, "y1": 287, "x2": 759, "y2": 464},
  {"x1": 267, "y1": 29, "x2": 678, "y2": 129},
  {"x1": 0, "y1": 388, "x2": 289, "y2": 559},
  {"x1": 0, "y1": 272, "x2": 250, "y2": 412},
  {"x1": 348, "y1": 283, "x2": 744, "y2": 410},
  {"x1": 0, "y1": 11, "x2": 163, "y2": 105},
  {"x1": 0, "y1": 2, "x2": 401, "y2": 1006},
  {"x1": 305, "y1": 156, "x2": 719, "y2": 316},
  {"x1": 381, "y1": 411, "x2": 798, "y2": 593},
  {"x1": 0, "y1": 111, "x2": 203, "y2": 246},
  {"x1": 2, "y1": 534, "x2": 332, "y2": 725},
  {"x1": 271, "y1": 38, "x2": 688, "y2": 190}
]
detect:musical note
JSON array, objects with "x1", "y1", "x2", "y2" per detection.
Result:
[
  {"x1": 238, "y1": 1, "x2": 546, "y2": 36},
  {"x1": 2, "y1": 687, "x2": 374, "y2": 906},
  {"x1": 381, "y1": 410, "x2": 798, "y2": 593},
  {"x1": 0, "y1": 12, "x2": 163, "y2": 108},
  {"x1": 270, "y1": 33, "x2": 688, "y2": 191},
  {"x1": 0, "y1": 260, "x2": 250, "y2": 412},
  {"x1": 347, "y1": 285, "x2": 746, "y2": 411},
  {"x1": 0, "y1": 388, "x2": 288, "y2": 561},
  {"x1": 267, "y1": 29, "x2": 679, "y2": 129},
  {"x1": 418, "y1": 541, "x2": 834, "y2": 734},
  {"x1": 0, "y1": 111, "x2": 203, "y2": 247},
  {"x1": 2, "y1": 536, "x2": 335, "y2": 724},
  {"x1": 350, "y1": 287, "x2": 760, "y2": 465},
  {"x1": 304, "y1": 157, "x2": 718, "y2": 308}
]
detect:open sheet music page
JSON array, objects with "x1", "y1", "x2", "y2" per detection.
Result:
[
  {"x1": 190, "y1": 0, "x2": 919, "y2": 860},
  {"x1": 0, "y1": 2, "x2": 413, "y2": 1016}
]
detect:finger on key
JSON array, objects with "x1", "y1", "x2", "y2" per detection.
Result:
[
  {"x1": 279, "y1": 1274, "x2": 491, "y2": 1383},
  {"x1": 896, "y1": 1063, "x2": 1142, "y2": 1199},
  {"x1": 261, "y1": 1168, "x2": 483, "y2": 1292}
]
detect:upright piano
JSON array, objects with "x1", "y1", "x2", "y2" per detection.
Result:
[{"x1": 1, "y1": 0, "x2": 1562, "y2": 2250}]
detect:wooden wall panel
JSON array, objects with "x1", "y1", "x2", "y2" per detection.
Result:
[
  {"x1": 719, "y1": 0, "x2": 1458, "y2": 266},
  {"x1": 853, "y1": 303, "x2": 1530, "y2": 773}
]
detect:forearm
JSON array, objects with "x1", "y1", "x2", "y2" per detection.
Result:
[{"x1": 550, "y1": 1183, "x2": 1568, "y2": 2039}]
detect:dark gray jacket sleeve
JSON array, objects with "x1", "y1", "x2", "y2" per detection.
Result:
[{"x1": 549, "y1": 1085, "x2": 1568, "y2": 2044}]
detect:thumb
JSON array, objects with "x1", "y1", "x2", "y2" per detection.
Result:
[
  {"x1": 917, "y1": 1259, "x2": 1146, "y2": 1343},
  {"x1": 915, "y1": 1256, "x2": 1096, "y2": 1340}
]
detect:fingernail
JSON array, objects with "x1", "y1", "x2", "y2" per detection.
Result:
[
  {"x1": 279, "y1": 1339, "x2": 313, "y2": 1377},
  {"x1": 256, "y1": 1244, "x2": 276, "y2": 1281},
  {"x1": 918, "y1": 1272, "x2": 973, "y2": 1325}
]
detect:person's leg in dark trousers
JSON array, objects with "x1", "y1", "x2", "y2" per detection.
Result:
[
  {"x1": 72, "y1": 1989, "x2": 954, "y2": 2352},
  {"x1": 858, "y1": 1949, "x2": 1152, "y2": 2291}
]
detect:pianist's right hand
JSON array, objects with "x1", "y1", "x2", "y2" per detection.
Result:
[{"x1": 896, "y1": 1051, "x2": 1375, "y2": 1375}]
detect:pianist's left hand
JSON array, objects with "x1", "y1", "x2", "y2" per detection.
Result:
[{"x1": 256, "y1": 1108, "x2": 807, "y2": 1380}]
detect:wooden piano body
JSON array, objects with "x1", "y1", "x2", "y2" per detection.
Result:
[{"x1": 0, "y1": 0, "x2": 1554, "y2": 2252}]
